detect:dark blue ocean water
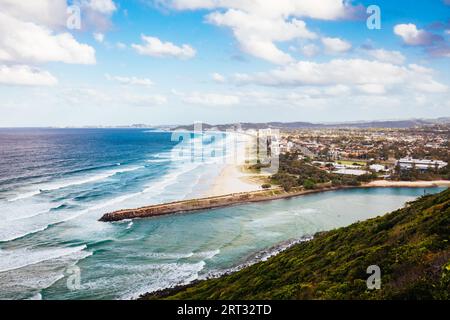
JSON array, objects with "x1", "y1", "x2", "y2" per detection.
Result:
[
  {"x1": 0, "y1": 128, "x2": 445, "y2": 300},
  {"x1": 0, "y1": 128, "x2": 176, "y2": 198}
]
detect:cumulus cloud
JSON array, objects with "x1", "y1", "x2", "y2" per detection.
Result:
[
  {"x1": 162, "y1": 0, "x2": 355, "y2": 20},
  {"x1": 394, "y1": 23, "x2": 450, "y2": 58},
  {"x1": 394, "y1": 23, "x2": 438, "y2": 46},
  {"x1": 156, "y1": 0, "x2": 360, "y2": 64},
  {"x1": 206, "y1": 9, "x2": 316, "y2": 64},
  {"x1": 0, "y1": 65, "x2": 57, "y2": 86},
  {"x1": 321, "y1": 37, "x2": 352, "y2": 54},
  {"x1": 83, "y1": 0, "x2": 117, "y2": 15},
  {"x1": 105, "y1": 74, "x2": 154, "y2": 86},
  {"x1": 0, "y1": 1, "x2": 100, "y2": 86},
  {"x1": 132, "y1": 35, "x2": 196, "y2": 59},
  {"x1": 426, "y1": 44, "x2": 450, "y2": 58},
  {"x1": 300, "y1": 44, "x2": 320, "y2": 57},
  {"x1": 0, "y1": 12, "x2": 96, "y2": 65},
  {"x1": 233, "y1": 59, "x2": 448, "y2": 94},
  {"x1": 365, "y1": 48, "x2": 405, "y2": 65},
  {"x1": 0, "y1": 0, "x2": 68, "y2": 28}
]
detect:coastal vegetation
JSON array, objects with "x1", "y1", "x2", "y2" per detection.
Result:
[
  {"x1": 142, "y1": 188, "x2": 450, "y2": 300},
  {"x1": 271, "y1": 152, "x2": 378, "y2": 191},
  {"x1": 390, "y1": 162, "x2": 450, "y2": 182}
]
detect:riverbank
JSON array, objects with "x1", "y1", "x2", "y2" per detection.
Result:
[
  {"x1": 366, "y1": 180, "x2": 450, "y2": 188},
  {"x1": 99, "y1": 180, "x2": 449, "y2": 222}
]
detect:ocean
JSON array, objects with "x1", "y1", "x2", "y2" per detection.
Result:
[{"x1": 0, "y1": 128, "x2": 444, "y2": 299}]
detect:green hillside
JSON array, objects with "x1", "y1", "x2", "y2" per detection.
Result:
[{"x1": 143, "y1": 188, "x2": 450, "y2": 300}]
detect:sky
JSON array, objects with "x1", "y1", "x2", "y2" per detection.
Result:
[{"x1": 0, "y1": 0, "x2": 449, "y2": 127}]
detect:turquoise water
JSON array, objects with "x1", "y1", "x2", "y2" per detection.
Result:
[
  {"x1": 0, "y1": 129, "x2": 445, "y2": 300},
  {"x1": 3, "y1": 187, "x2": 442, "y2": 300}
]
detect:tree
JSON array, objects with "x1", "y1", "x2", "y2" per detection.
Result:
[{"x1": 303, "y1": 179, "x2": 316, "y2": 190}]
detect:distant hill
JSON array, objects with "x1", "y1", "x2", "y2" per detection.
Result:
[
  {"x1": 143, "y1": 188, "x2": 450, "y2": 300},
  {"x1": 173, "y1": 118, "x2": 449, "y2": 131}
]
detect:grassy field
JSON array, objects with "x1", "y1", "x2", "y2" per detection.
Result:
[{"x1": 336, "y1": 160, "x2": 367, "y2": 166}]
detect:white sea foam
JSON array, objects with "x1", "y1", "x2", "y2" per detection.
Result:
[
  {"x1": 0, "y1": 247, "x2": 92, "y2": 300},
  {"x1": 118, "y1": 261, "x2": 206, "y2": 300},
  {"x1": 0, "y1": 134, "x2": 231, "y2": 243},
  {"x1": 8, "y1": 165, "x2": 144, "y2": 202},
  {"x1": 194, "y1": 249, "x2": 220, "y2": 260},
  {"x1": 27, "y1": 293, "x2": 42, "y2": 300},
  {"x1": 0, "y1": 245, "x2": 89, "y2": 273},
  {"x1": 0, "y1": 223, "x2": 50, "y2": 243}
]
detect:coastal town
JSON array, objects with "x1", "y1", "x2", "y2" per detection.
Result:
[{"x1": 275, "y1": 123, "x2": 449, "y2": 186}]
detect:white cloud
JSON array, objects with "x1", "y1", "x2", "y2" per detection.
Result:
[
  {"x1": 206, "y1": 9, "x2": 316, "y2": 64},
  {"x1": 324, "y1": 84, "x2": 351, "y2": 96},
  {"x1": 0, "y1": 12, "x2": 96, "y2": 65},
  {"x1": 365, "y1": 48, "x2": 405, "y2": 65},
  {"x1": 83, "y1": 0, "x2": 117, "y2": 14},
  {"x1": 212, "y1": 72, "x2": 226, "y2": 83},
  {"x1": 0, "y1": 2, "x2": 98, "y2": 86},
  {"x1": 93, "y1": 32, "x2": 105, "y2": 43},
  {"x1": 321, "y1": 37, "x2": 352, "y2": 54},
  {"x1": 164, "y1": 0, "x2": 353, "y2": 20},
  {"x1": 176, "y1": 91, "x2": 240, "y2": 106},
  {"x1": 408, "y1": 64, "x2": 433, "y2": 74},
  {"x1": 233, "y1": 59, "x2": 448, "y2": 94},
  {"x1": 132, "y1": 35, "x2": 196, "y2": 59},
  {"x1": 0, "y1": 0, "x2": 67, "y2": 27},
  {"x1": 394, "y1": 23, "x2": 435, "y2": 46},
  {"x1": 158, "y1": 0, "x2": 359, "y2": 64},
  {"x1": 301, "y1": 44, "x2": 320, "y2": 57},
  {"x1": 0, "y1": 65, "x2": 57, "y2": 86},
  {"x1": 357, "y1": 84, "x2": 386, "y2": 95},
  {"x1": 105, "y1": 74, "x2": 154, "y2": 86}
]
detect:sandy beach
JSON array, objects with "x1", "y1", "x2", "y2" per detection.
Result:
[
  {"x1": 366, "y1": 180, "x2": 450, "y2": 188},
  {"x1": 204, "y1": 164, "x2": 266, "y2": 197}
]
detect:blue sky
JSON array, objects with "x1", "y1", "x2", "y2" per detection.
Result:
[{"x1": 0, "y1": 0, "x2": 449, "y2": 126}]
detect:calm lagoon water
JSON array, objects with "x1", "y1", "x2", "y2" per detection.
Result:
[{"x1": 0, "y1": 128, "x2": 444, "y2": 299}]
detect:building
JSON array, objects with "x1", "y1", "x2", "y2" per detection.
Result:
[
  {"x1": 396, "y1": 157, "x2": 448, "y2": 171},
  {"x1": 334, "y1": 169, "x2": 369, "y2": 176},
  {"x1": 369, "y1": 164, "x2": 388, "y2": 172}
]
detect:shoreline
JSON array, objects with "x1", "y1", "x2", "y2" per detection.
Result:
[
  {"x1": 99, "y1": 179, "x2": 450, "y2": 222},
  {"x1": 139, "y1": 236, "x2": 314, "y2": 300},
  {"x1": 203, "y1": 164, "x2": 264, "y2": 198}
]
